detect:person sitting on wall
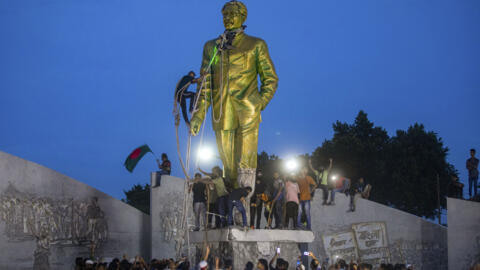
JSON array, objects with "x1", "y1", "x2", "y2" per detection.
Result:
[
  {"x1": 449, "y1": 175, "x2": 464, "y2": 199},
  {"x1": 328, "y1": 175, "x2": 350, "y2": 206},
  {"x1": 156, "y1": 153, "x2": 171, "y2": 175},
  {"x1": 348, "y1": 177, "x2": 364, "y2": 212},
  {"x1": 154, "y1": 153, "x2": 171, "y2": 187}
]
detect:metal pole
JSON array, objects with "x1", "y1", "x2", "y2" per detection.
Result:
[{"x1": 437, "y1": 174, "x2": 441, "y2": 224}]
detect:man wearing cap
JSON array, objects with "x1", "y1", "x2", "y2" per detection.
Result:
[{"x1": 85, "y1": 260, "x2": 94, "y2": 270}]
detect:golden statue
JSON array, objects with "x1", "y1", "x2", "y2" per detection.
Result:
[{"x1": 191, "y1": 1, "x2": 278, "y2": 192}]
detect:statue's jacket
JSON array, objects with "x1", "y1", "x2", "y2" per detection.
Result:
[{"x1": 194, "y1": 32, "x2": 278, "y2": 131}]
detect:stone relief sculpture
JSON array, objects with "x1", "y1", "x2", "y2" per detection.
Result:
[
  {"x1": 159, "y1": 198, "x2": 193, "y2": 257},
  {"x1": 0, "y1": 183, "x2": 109, "y2": 270}
]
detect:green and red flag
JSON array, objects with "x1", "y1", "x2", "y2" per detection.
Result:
[{"x1": 124, "y1": 144, "x2": 152, "y2": 173}]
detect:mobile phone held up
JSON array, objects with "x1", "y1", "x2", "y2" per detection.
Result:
[{"x1": 276, "y1": 247, "x2": 280, "y2": 254}]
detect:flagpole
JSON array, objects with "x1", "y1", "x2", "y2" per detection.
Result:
[{"x1": 150, "y1": 151, "x2": 159, "y2": 160}]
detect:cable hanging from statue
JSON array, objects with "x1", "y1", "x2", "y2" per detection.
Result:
[{"x1": 172, "y1": 25, "x2": 248, "y2": 259}]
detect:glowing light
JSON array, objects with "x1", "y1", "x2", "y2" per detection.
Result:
[
  {"x1": 285, "y1": 159, "x2": 298, "y2": 172},
  {"x1": 198, "y1": 146, "x2": 214, "y2": 162},
  {"x1": 331, "y1": 175, "x2": 338, "y2": 181}
]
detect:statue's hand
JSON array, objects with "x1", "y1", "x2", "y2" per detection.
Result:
[
  {"x1": 260, "y1": 96, "x2": 267, "y2": 111},
  {"x1": 190, "y1": 117, "x2": 202, "y2": 136}
]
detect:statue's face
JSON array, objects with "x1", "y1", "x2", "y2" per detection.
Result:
[{"x1": 222, "y1": 5, "x2": 244, "y2": 30}]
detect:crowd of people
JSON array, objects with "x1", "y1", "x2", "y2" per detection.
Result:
[
  {"x1": 73, "y1": 255, "x2": 192, "y2": 270},
  {"x1": 71, "y1": 251, "x2": 406, "y2": 270},
  {"x1": 187, "y1": 158, "x2": 372, "y2": 231},
  {"x1": 73, "y1": 248, "x2": 480, "y2": 270}
]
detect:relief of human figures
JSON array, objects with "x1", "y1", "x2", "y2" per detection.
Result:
[{"x1": 0, "y1": 183, "x2": 109, "y2": 270}]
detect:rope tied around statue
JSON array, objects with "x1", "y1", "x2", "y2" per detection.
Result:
[
  {"x1": 172, "y1": 26, "x2": 246, "y2": 177},
  {"x1": 171, "y1": 27, "x2": 246, "y2": 260}
]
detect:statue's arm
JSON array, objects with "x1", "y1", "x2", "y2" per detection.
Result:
[
  {"x1": 191, "y1": 42, "x2": 213, "y2": 123},
  {"x1": 256, "y1": 40, "x2": 278, "y2": 110}
]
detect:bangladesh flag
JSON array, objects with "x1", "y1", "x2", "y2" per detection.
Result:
[{"x1": 124, "y1": 144, "x2": 152, "y2": 173}]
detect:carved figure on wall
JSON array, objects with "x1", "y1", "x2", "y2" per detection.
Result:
[{"x1": 0, "y1": 183, "x2": 109, "y2": 270}]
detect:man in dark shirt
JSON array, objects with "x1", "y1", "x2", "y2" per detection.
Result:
[
  {"x1": 467, "y1": 148, "x2": 479, "y2": 198},
  {"x1": 348, "y1": 177, "x2": 366, "y2": 212},
  {"x1": 265, "y1": 172, "x2": 284, "y2": 229},
  {"x1": 449, "y1": 175, "x2": 464, "y2": 199},
  {"x1": 250, "y1": 170, "x2": 266, "y2": 229},
  {"x1": 175, "y1": 71, "x2": 199, "y2": 126},
  {"x1": 189, "y1": 173, "x2": 206, "y2": 231},
  {"x1": 227, "y1": 186, "x2": 252, "y2": 228},
  {"x1": 154, "y1": 153, "x2": 171, "y2": 187}
]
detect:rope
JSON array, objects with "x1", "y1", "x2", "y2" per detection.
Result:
[
  {"x1": 173, "y1": 36, "x2": 229, "y2": 260},
  {"x1": 211, "y1": 49, "x2": 224, "y2": 123}
]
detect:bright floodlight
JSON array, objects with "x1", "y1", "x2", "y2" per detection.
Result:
[
  {"x1": 331, "y1": 174, "x2": 338, "y2": 181},
  {"x1": 198, "y1": 146, "x2": 214, "y2": 162},
  {"x1": 285, "y1": 159, "x2": 298, "y2": 172}
]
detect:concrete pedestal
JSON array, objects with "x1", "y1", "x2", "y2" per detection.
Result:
[{"x1": 189, "y1": 228, "x2": 315, "y2": 270}]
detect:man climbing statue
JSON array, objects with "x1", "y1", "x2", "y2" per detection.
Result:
[
  {"x1": 190, "y1": 0, "x2": 278, "y2": 224},
  {"x1": 175, "y1": 71, "x2": 200, "y2": 126}
]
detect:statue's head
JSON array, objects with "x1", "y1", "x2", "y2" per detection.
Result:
[{"x1": 221, "y1": 1, "x2": 247, "y2": 30}]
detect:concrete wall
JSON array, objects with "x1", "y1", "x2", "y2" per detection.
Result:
[
  {"x1": 309, "y1": 193, "x2": 447, "y2": 269},
  {"x1": 0, "y1": 151, "x2": 150, "y2": 270},
  {"x1": 448, "y1": 198, "x2": 480, "y2": 270},
  {"x1": 152, "y1": 176, "x2": 447, "y2": 269},
  {"x1": 150, "y1": 174, "x2": 192, "y2": 260}
]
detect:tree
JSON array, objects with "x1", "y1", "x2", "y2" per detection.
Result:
[
  {"x1": 311, "y1": 111, "x2": 456, "y2": 218},
  {"x1": 312, "y1": 111, "x2": 390, "y2": 204},
  {"x1": 122, "y1": 183, "x2": 150, "y2": 214},
  {"x1": 387, "y1": 123, "x2": 454, "y2": 218},
  {"x1": 257, "y1": 151, "x2": 282, "y2": 185}
]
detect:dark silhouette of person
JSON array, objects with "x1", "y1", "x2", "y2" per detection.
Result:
[{"x1": 175, "y1": 71, "x2": 199, "y2": 126}]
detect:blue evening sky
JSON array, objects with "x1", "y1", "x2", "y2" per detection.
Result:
[{"x1": 1, "y1": 0, "x2": 479, "y2": 200}]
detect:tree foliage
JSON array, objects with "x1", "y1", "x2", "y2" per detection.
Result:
[
  {"x1": 311, "y1": 111, "x2": 455, "y2": 218},
  {"x1": 257, "y1": 151, "x2": 281, "y2": 186},
  {"x1": 122, "y1": 183, "x2": 150, "y2": 214}
]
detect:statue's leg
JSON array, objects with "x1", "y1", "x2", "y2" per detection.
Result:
[
  {"x1": 214, "y1": 130, "x2": 237, "y2": 186},
  {"x1": 215, "y1": 129, "x2": 243, "y2": 225},
  {"x1": 235, "y1": 120, "x2": 260, "y2": 227}
]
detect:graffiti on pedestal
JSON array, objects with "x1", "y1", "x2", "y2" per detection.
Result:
[
  {"x1": 322, "y1": 231, "x2": 358, "y2": 262},
  {"x1": 322, "y1": 222, "x2": 389, "y2": 267},
  {"x1": 352, "y1": 222, "x2": 390, "y2": 265},
  {"x1": 0, "y1": 183, "x2": 108, "y2": 270}
]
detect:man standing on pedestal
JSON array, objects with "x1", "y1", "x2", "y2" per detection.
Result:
[
  {"x1": 466, "y1": 148, "x2": 479, "y2": 198},
  {"x1": 190, "y1": 0, "x2": 278, "y2": 224}
]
